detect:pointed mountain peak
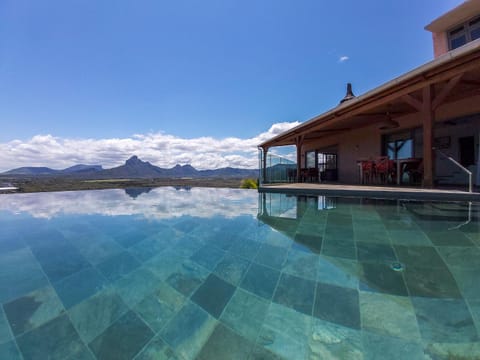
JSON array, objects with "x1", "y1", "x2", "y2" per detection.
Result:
[{"x1": 125, "y1": 155, "x2": 149, "y2": 166}]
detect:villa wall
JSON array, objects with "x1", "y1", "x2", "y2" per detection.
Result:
[
  {"x1": 434, "y1": 120, "x2": 479, "y2": 182},
  {"x1": 432, "y1": 32, "x2": 449, "y2": 58},
  {"x1": 337, "y1": 126, "x2": 382, "y2": 183},
  {"x1": 302, "y1": 125, "x2": 381, "y2": 184}
]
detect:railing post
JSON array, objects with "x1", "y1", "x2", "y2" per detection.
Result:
[
  {"x1": 433, "y1": 147, "x2": 472, "y2": 193},
  {"x1": 422, "y1": 85, "x2": 434, "y2": 188},
  {"x1": 262, "y1": 147, "x2": 268, "y2": 184}
]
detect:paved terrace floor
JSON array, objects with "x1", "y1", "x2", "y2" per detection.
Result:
[{"x1": 259, "y1": 183, "x2": 480, "y2": 201}]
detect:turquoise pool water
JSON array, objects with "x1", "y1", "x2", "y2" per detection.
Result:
[{"x1": 0, "y1": 187, "x2": 479, "y2": 359}]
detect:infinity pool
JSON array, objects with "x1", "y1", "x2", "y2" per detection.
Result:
[{"x1": 0, "y1": 187, "x2": 479, "y2": 359}]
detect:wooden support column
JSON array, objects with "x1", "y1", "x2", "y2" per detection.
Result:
[
  {"x1": 295, "y1": 135, "x2": 304, "y2": 183},
  {"x1": 422, "y1": 85, "x2": 434, "y2": 188},
  {"x1": 403, "y1": 74, "x2": 463, "y2": 188}
]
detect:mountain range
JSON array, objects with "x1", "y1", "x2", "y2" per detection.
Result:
[{"x1": 1, "y1": 156, "x2": 258, "y2": 179}]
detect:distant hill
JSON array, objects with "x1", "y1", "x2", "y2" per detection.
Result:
[
  {"x1": 96, "y1": 156, "x2": 257, "y2": 179},
  {"x1": 2, "y1": 167, "x2": 58, "y2": 175},
  {"x1": 4, "y1": 164, "x2": 103, "y2": 175},
  {"x1": 62, "y1": 164, "x2": 103, "y2": 173},
  {"x1": 1, "y1": 156, "x2": 258, "y2": 179},
  {"x1": 200, "y1": 167, "x2": 257, "y2": 178}
]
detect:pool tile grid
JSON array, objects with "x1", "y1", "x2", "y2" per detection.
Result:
[
  {"x1": 0, "y1": 270, "x2": 476, "y2": 360},
  {"x1": 1, "y1": 264, "x2": 174, "y2": 359},
  {"x1": 0, "y1": 223, "x2": 159, "y2": 360},
  {"x1": 0, "y1": 250, "x2": 101, "y2": 359},
  {"x1": 86, "y1": 233, "x2": 260, "y2": 358},
  {"x1": 138, "y1": 207, "x2": 472, "y2": 358},
  {"x1": 144, "y1": 233, "x2": 344, "y2": 360},
  {"x1": 186, "y1": 246, "x2": 365, "y2": 359}
]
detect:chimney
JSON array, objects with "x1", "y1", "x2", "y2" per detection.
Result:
[{"x1": 340, "y1": 83, "x2": 355, "y2": 104}]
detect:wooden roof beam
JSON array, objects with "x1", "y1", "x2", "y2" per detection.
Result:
[
  {"x1": 432, "y1": 73, "x2": 463, "y2": 110},
  {"x1": 402, "y1": 94, "x2": 423, "y2": 112},
  {"x1": 460, "y1": 79, "x2": 480, "y2": 86}
]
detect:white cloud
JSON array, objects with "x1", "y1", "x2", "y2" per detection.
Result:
[
  {"x1": 338, "y1": 56, "x2": 349, "y2": 63},
  {"x1": 0, "y1": 121, "x2": 301, "y2": 172}
]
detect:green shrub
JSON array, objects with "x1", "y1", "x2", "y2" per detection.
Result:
[{"x1": 240, "y1": 178, "x2": 258, "y2": 189}]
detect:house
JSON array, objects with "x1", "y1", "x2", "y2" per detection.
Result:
[{"x1": 258, "y1": 1, "x2": 480, "y2": 189}]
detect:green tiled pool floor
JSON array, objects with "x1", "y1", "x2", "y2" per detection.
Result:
[{"x1": 0, "y1": 188, "x2": 479, "y2": 359}]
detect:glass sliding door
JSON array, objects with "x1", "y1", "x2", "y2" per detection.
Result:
[{"x1": 318, "y1": 152, "x2": 338, "y2": 181}]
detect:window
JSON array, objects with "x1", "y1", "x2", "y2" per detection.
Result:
[
  {"x1": 448, "y1": 16, "x2": 480, "y2": 50},
  {"x1": 318, "y1": 152, "x2": 338, "y2": 181},
  {"x1": 306, "y1": 151, "x2": 316, "y2": 168},
  {"x1": 470, "y1": 17, "x2": 480, "y2": 41},
  {"x1": 318, "y1": 153, "x2": 337, "y2": 172},
  {"x1": 384, "y1": 131, "x2": 414, "y2": 160}
]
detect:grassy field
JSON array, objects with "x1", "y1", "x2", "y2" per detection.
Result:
[{"x1": 0, "y1": 176, "x2": 250, "y2": 193}]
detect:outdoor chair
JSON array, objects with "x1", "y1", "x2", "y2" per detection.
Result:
[
  {"x1": 287, "y1": 169, "x2": 297, "y2": 182},
  {"x1": 307, "y1": 168, "x2": 319, "y2": 182},
  {"x1": 361, "y1": 160, "x2": 375, "y2": 184},
  {"x1": 375, "y1": 156, "x2": 390, "y2": 184}
]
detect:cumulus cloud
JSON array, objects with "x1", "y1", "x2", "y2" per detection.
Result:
[
  {"x1": 0, "y1": 121, "x2": 301, "y2": 172},
  {"x1": 338, "y1": 56, "x2": 349, "y2": 63}
]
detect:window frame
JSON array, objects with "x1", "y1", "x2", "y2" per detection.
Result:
[
  {"x1": 448, "y1": 15, "x2": 480, "y2": 50},
  {"x1": 382, "y1": 130, "x2": 416, "y2": 160}
]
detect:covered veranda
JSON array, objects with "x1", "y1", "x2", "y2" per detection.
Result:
[{"x1": 258, "y1": 40, "x2": 480, "y2": 193}]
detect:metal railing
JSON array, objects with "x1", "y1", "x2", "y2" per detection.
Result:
[
  {"x1": 433, "y1": 147, "x2": 472, "y2": 193},
  {"x1": 258, "y1": 151, "x2": 296, "y2": 184},
  {"x1": 448, "y1": 201, "x2": 472, "y2": 230}
]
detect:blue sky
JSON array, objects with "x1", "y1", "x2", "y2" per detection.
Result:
[{"x1": 0, "y1": 0, "x2": 465, "y2": 170}]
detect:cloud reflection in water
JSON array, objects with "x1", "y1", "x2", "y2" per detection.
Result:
[{"x1": 0, "y1": 187, "x2": 258, "y2": 220}]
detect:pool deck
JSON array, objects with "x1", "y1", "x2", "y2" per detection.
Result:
[{"x1": 259, "y1": 183, "x2": 480, "y2": 201}]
